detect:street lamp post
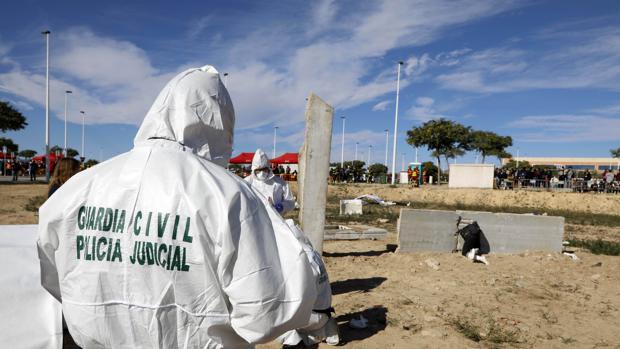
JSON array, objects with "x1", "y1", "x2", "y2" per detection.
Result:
[
  {"x1": 80, "y1": 111, "x2": 86, "y2": 163},
  {"x1": 272, "y1": 126, "x2": 278, "y2": 159},
  {"x1": 64, "y1": 90, "x2": 72, "y2": 156},
  {"x1": 355, "y1": 142, "x2": 358, "y2": 162},
  {"x1": 367, "y1": 145, "x2": 372, "y2": 165},
  {"x1": 42, "y1": 30, "x2": 51, "y2": 180},
  {"x1": 340, "y1": 116, "x2": 345, "y2": 169},
  {"x1": 415, "y1": 147, "x2": 419, "y2": 163},
  {"x1": 390, "y1": 61, "x2": 404, "y2": 184},
  {"x1": 384, "y1": 129, "x2": 389, "y2": 166}
]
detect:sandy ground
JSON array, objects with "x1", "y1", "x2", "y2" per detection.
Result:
[
  {"x1": 318, "y1": 183, "x2": 620, "y2": 216},
  {"x1": 2, "y1": 183, "x2": 619, "y2": 348}
]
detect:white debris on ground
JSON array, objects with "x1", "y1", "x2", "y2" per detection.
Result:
[{"x1": 354, "y1": 194, "x2": 396, "y2": 206}]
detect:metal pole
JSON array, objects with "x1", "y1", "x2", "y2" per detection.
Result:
[
  {"x1": 367, "y1": 145, "x2": 372, "y2": 165},
  {"x1": 42, "y1": 30, "x2": 51, "y2": 180},
  {"x1": 355, "y1": 142, "x2": 358, "y2": 162},
  {"x1": 64, "y1": 90, "x2": 72, "y2": 156},
  {"x1": 272, "y1": 126, "x2": 278, "y2": 159},
  {"x1": 415, "y1": 147, "x2": 418, "y2": 163},
  {"x1": 80, "y1": 111, "x2": 85, "y2": 161},
  {"x1": 390, "y1": 61, "x2": 404, "y2": 184},
  {"x1": 340, "y1": 116, "x2": 345, "y2": 168},
  {"x1": 516, "y1": 149, "x2": 519, "y2": 169},
  {"x1": 384, "y1": 129, "x2": 389, "y2": 166}
]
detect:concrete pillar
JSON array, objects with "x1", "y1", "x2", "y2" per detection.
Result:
[{"x1": 298, "y1": 93, "x2": 334, "y2": 254}]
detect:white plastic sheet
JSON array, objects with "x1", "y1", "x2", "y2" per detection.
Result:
[{"x1": 0, "y1": 224, "x2": 62, "y2": 349}]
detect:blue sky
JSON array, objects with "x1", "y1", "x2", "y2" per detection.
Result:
[{"x1": 1, "y1": 0, "x2": 619, "y2": 168}]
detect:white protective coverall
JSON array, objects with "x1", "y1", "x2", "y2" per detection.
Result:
[
  {"x1": 37, "y1": 65, "x2": 318, "y2": 349},
  {"x1": 244, "y1": 149, "x2": 296, "y2": 215}
]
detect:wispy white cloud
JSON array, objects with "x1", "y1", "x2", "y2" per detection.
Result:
[
  {"x1": 406, "y1": 96, "x2": 447, "y2": 121},
  {"x1": 434, "y1": 24, "x2": 620, "y2": 93},
  {"x1": 0, "y1": 0, "x2": 520, "y2": 131},
  {"x1": 509, "y1": 114, "x2": 620, "y2": 142},
  {"x1": 372, "y1": 100, "x2": 391, "y2": 111}
]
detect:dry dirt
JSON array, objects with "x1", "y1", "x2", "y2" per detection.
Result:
[{"x1": 2, "y1": 183, "x2": 619, "y2": 348}]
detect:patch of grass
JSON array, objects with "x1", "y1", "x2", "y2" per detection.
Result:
[
  {"x1": 24, "y1": 195, "x2": 46, "y2": 212},
  {"x1": 568, "y1": 238, "x2": 620, "y2": 256},
  {"x1": 451, "y1": 316, "x2": 521, "y2": 344},
  {"x1": 486, "y1": 319, "x2": 520, "y2": 344},
  {"x1": 451, "y1": 317, "x2": 483, "y2": 342}
]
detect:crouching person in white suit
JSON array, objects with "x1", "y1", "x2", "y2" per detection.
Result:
[
  {"x1": 37, "y1": 65, "x2": 319, "y2": 349},
  {"x1": 247, "y1": 180, "x2": 340, "y2": 347}
]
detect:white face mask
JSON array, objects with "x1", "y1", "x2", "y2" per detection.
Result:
[{"x1": 256, "y1": 171, "x2": 268, "y2": 181}]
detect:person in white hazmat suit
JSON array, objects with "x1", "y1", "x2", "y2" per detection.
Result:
[
  {"x1": 244, "y1": 153, "x2": 339, "y2": 347},
  {"x1": 37, "y1": 65, "x2": 323, "y2": 349},
  {"x1": 244, "y1": 149, "x2": 296, "y2": 215}
]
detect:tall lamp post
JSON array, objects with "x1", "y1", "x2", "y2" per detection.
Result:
[
  {"x1": 272, "y1": 126, "x2": 278, "y2": 159},
  {"x1": 42, "y1": 30, "x2": 51, "y2": 180},
  {"x1": 390, "y1": 61, "x2": 404, "y2": 184},
  {"x1": 384, "y1": 129, "x2": 389, "y2": 166},
  {"x1": 80, "y1": 111, "x2": 86, "y2": 163},
  {"x1": 64, "y1": 90, "x2": 72, "y2": 156},
  {"x1": 355, "y1": 142, "x2": 358, "y2": 162},
  {"x1": 367, "y1": 145, "x2": 372, "y2": 166},
  {"x1": 340, "y1": 116, "x2": 345, "y2": 168}
]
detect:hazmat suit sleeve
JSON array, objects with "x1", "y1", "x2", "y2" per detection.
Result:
[
  {"x1": 220, "y1": 193, "x2": 317, "y2": 344},
  {"x1": 279, "y1": 180, "x2": 296, "y2": 215},
  {"x1": 36, "y1": 193, "x2": 65, "y2": 302}
]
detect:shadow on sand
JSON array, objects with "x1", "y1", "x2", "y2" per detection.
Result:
[
  {"x1": 330, "y1": 277, "x2": 387, "y2": 295},
  {"x1": 335, "y1": 306, "x2": 388, "y2": 345}
]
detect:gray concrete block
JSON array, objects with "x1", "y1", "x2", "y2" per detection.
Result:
[
  {"x1": 324, "y1": 225, "x2": 387, "y2": 240},
  {"x1": 298, "y1": 93, "x2": 334, "y2": 254},
  {"x1": 339, "y1": 199, "x2": 363, "y2": 215},
  {"x1": 397, "y1": 208, "x2": 564, "y2": 254},
  {"x1": 397, "y1": 209, "x2": 460, "y2": 252},
  {"x1": 456, "y1": 211, "x2": 564, "y2": 253}
]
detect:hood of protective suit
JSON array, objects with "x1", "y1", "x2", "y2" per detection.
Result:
[
  {"x1": 251, "y1": 149, "x2": 274, "y2": 181},
  {"x1": 134, "y1": 65, "x2": 234, "y2": 167},
  {"x1": 251, "y1": 149, "x2": 271, "y2": 171}
]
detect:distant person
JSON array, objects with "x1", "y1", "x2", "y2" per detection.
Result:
[
  {"x1": 11, "y1": 159, "x2": 19, "y2": 181},
  {"x1": 38, "y1": 66, "x2": 319, "y2": 348},
  {"x1": 47, "y1": 158, "x2": 81, "y2": 197},
  {"x1": 29, "y1": 159, "x2": 38, "y2": 181},
  {"x1": 245, "y1": 149, "x2": 296, "y2": 215}
]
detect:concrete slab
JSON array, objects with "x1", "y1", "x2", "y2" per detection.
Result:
[
  {"x1": 298, "y1": 93, "x2": 334, "y2": 254},
  {"x1": 397, "y1": 209, "x2": 460, "y2": 252},
  {"x1": 324, "y1": 225, "x2": 387, "y2": 240},
  {"x1": 339, "y1": 199, "x2": 363, "y2": 215},
  {"x1": 397, "y1": 209, "x2": 564, "y2": 254},
  {"x1": 456, "y1": 210, "x2": 564, "y2": 253}
]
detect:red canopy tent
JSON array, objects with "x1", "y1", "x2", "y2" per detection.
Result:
[
  {"x1": 271, "y1": 153, "x2": 298, "y2": 164},
  {"x1": 228, "y1": 152, "x2": 256, "y2": 164},
  {"x1": 32, "y1": 153, "x2": 63, "y2": 162}
]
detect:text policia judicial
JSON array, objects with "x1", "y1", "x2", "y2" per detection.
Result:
[{"x1": 75, "y1": 206, "x2": 193, "y2": 272}]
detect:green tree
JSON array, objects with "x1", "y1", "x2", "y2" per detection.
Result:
[
  {"x1": 18, "y1": 149, "x2": 37, "y2": 158},
  {"x1": 84, "y1": 159, "x2": 99, "y2": 168},
  {"x1": 50, "y1": 145, "x2": 79, "y2": 158},
  {"x1": 502, "y1": 159, "x2": 531, "y2": 170},
  {"x1": 611, "y1": 147, "x2": 620, "y2": 158},
  {"x1": 421, "y1": 161, "x2": 438, "y2": 181},
  {"x1": 0, "y1": 137, "x2": 18, "y2": 152},
  {"x1": 470, "y1": 130, "x2": 513, "y2": 163},
  {"x1": 406, "y1": 118, "x2": 471, "y2": 183},
  {"x1": 0, "y1": 101, "x2": 28, "y2": 133},
  {"x1": 368, "y1": 163, "x2": 388, "y2": 176}
]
